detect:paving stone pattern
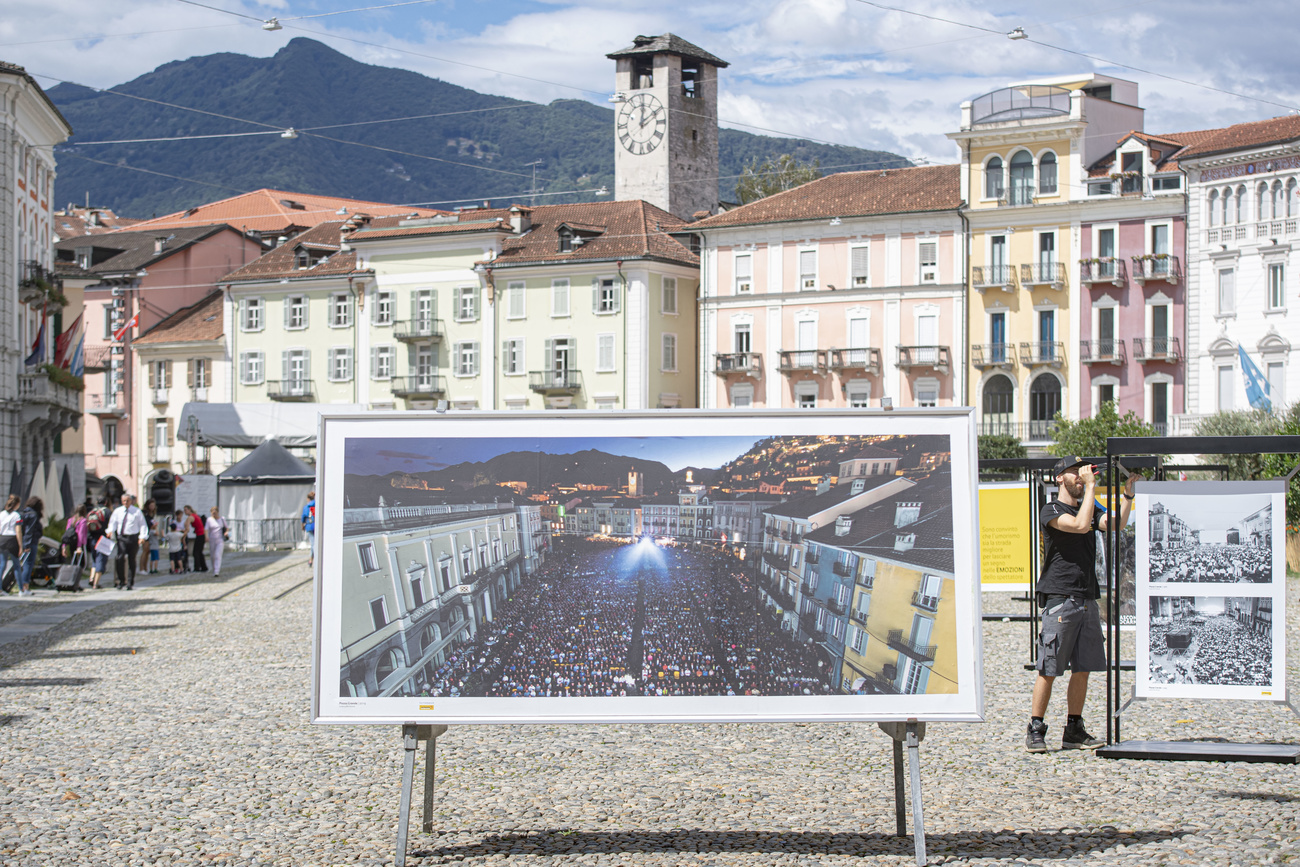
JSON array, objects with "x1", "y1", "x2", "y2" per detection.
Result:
[{"x1": 0, "y1": 557, "x2": 1296, "y2": 866}]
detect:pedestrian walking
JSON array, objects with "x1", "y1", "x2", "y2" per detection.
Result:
[
  {"x1": 64, "y1": 504, "x2": 89, "y2": 569},
  {"x1": 86, "y1": 499, "x2": 110, "y2": 589},
  {"x1": 176, "y1": 509, "x2": 191, "y2": 572},
  {"x1": 0, "y1": 494, "x2": 22, "y2": 593},
  {"x1": 166, "y1": 522, "x2": 184, "y2": 574},
  {"x1": 302, "y1": 491, "x2": 316, "y2": 568},
  {"x1": 188, "y1": 505, "x2": 208, "y2": 572},
  {"x1": 16, "y1": 497, "x2": 44, "y2": 596},
  {"x1": 106, "y1": 494, "x2": 149, "y2": 590},
  {"x1": 139, "y1": 499, "x2": 157, "y2": 575},
  {"x1": 206, "y1": 507, "x2": 228, "y2": 577}
]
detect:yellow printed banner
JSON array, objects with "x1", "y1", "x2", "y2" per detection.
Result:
[{"x1": 979, "y1": 482, "x2": 1032, "y2": 590}]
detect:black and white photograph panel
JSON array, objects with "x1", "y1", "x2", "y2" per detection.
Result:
[
  {"x1": 1144, "y1": 488, "x2": 1275, "y2": 585},
  {"x1": 1146, "y1": 595, "x2": 1274, "y2": 688}
]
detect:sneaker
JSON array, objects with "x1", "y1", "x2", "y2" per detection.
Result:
[
  {"x1": 1061, "y1": 720, "x2": 1103, "y2": 750},
  {"x1": 1025, "y1": 720, "x2": 1048, "y2": 753}
]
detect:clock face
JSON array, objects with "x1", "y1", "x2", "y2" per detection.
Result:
[{"x1": 617, "y1": 92, "x2": 666, "y2": 155}]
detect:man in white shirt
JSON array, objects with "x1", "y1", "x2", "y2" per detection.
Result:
[{"x1": 107, "y1": 494, "x2": 149, "y2": 590}]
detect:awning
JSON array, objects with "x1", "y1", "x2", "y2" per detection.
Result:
[{"x1": 176, "y1": 402, "x2": 366, "y2": 448}]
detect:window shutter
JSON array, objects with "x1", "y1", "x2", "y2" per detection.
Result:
[
  {"x1": 568, "y1": 338, "x2": 576, "y2": 367},
  {"x1": 283, "y1": 295, "x2": 292, "y2": 329},
  {"x1": 851, "y1": 247, "x2": 869, "y2": 284},
  {"x1": 147, "y1": 422, "x2": 155, "y2": 449},
  {"x1": 167, "y1": 418, "x2": 175, "y2": 446},
  {"x1": 302, "y1": 349, "x2": 311, "y2": 380},
  {"x1": 327, "y1": 348, "x2": 337, "y2": 381},
  {"x1": 301, "y1": 297, "x2": 309, "y2": 329},
  {"x1": 148, "y1": 364, "x2": 156, "y2": 388},
  {"x1": 255, "y1": 351, "x2": 264, "y2": 384},
  {"x1": 592, "y1": 277, "x2": 601, "y2": 312},
  {"x1": 164, "y1": 361, "x2": 172, "y2": 388},
  {"x1": 370, "y1": 346, "x2": 379, "y2": 380},
  {"x1": 409, "y1": 290, "x2": 418, "y2": 323},
  {"x1": 544, "y1": 338, "x2": 553, "y2": 366},
  {"x1": 239, "y1": 298, "x2": 247, "y2": 330},
  {"x1": 282, "y1": 350, "x2": 291, "y2": 383},
  {"x1": 186, "y1": 359, "x2": 194, "y2": 388}
]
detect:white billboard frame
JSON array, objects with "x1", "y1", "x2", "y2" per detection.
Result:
[{"x1": 312, "y1": 409, "x2": 984, "y2": 725}]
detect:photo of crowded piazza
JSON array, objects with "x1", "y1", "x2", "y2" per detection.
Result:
[
  {"x1": 1147, "y1": 595, "x2": 1275, "y2": 689},
  {"x1": 335, "y1": 433, "x2": 957, "y2": 702},
  {"x1": 1146, "y1": 494, "x2": 1275, "y2": 584}
]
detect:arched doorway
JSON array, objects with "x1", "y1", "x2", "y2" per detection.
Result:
[
  {"x1": 981, "y1": 374, "x2": 1015, "y2": 436},
  {"x1": 1029, "y1": 374, "x2": 1062, "y2": 439}
]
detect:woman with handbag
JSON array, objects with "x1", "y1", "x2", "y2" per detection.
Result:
[
  {"x1": 0, "y1": 494, "x2": 21, "y2": 594},
  {"x1": 87, "y1": 503, "x2": 111, "y2": 590}
]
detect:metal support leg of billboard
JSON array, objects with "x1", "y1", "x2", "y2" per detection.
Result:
[
  {"x1": 1098, "y1": 434, "x2": 1300, "y2": 764},
  {"x1": 879, "y1": 720, "x2": 927, "y2": 866},
  {"x1": 395, "y1": 723, "x2": 449, "y2": 867}
]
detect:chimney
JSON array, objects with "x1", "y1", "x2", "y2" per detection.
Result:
[
  {"x1": 276, "y1": 235, "x2": 288, "y2": 247},
  {"x1": 510, "y1": 205, "x2": 531, "y2": 234},
  {"x1": 153, "y1": 236, "x2": 168, "y2": 253},
  {"x1": 835, "y1": 516, "x2": 851, "y2": 536},
  {"x1": 851, "y1": 479, "x2": 865, "y2": 494},
  {"x1": 816, "y1": 475, "x2": 831, "y2": 495}
]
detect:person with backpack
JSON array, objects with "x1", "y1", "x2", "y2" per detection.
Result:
[
  {"x1": 0, "y1": 494, "x2": 22, "y2": 594},
  {"x1": 86, "y1": 499, "x2": 109, "y2": 589},
  {"x1": 16, "y1": 497, "x2": 44, "y2": 596}
]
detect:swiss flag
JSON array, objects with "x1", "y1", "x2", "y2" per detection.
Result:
[{"x1": 113, "y1": 311, "x2": 139, "y2": 343}]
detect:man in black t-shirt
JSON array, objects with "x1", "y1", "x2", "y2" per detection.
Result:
[{"x1": 1026, "y1": 456, "x2": 1135, "y2": 753}]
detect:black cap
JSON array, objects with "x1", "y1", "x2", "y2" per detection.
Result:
[{"x1": 1052, "y1": 456, "x2": 1089, "y2": 475}]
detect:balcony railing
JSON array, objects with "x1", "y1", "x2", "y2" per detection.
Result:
[
  {"x1": 191, "y1": 386, "x2": 210, "y2": 402},
  {"x1": 393, "y1": 318, "x2": 445, "y2": 343},
  {"x1": 972, "y1": 265, "x2": 1017, "y2": 291},
  {"x1": 1254, "y1": 220, "x2": 1299, "y2": 240},
  {"x1": 804, "y1": 550, "x2": 820, "y2": 565},
  {"x1": 887, "y1": 629, "x2": 936, "y2": 663},
  {"x1": 18, "y1": 373, "x2": 80, "y2": 414},
  {"x1": 831, "y1": 560, "x2": 853, "y2": 578},
  {"x1": 1132, "y1": 336, "x2": 1182, "y2": 363},
  {"x1": 391, "y1": 374, "x2": 446, "y2": 398},
  {"x1": 1018, "y1": 342, "x2": 1065, "y2": 367},
  {"x1": 800, "y1": 581, "x2": 816, "y2": 596},
  {"x1": 826, "y1": 597, "x2": 847, "y2": 616},
  {"x1": 528, "y1": 370, "x2": 582, "y2": 394},
  {"x1": 799, "y1": 612, "x2": 826, "y2": 641},
  {"x1": 266, "y1": 380, "x2": 317, "y2": 401},
  {"x1": 1080, "y1": 258, "x2": 1126, "y2": 286},
  {"x1": 151, "y1": 446, "x2": 171, "y2": 464},
  {"x1": 850, "y1": 606, "x2": 870, "y2": 626},
  {"x1": 1132, "y1": 256, "x2": 1181, "y2": 284},
  {"x1": 778, "y1": 349, "x2": 828, "y2": 373},
  {"x1": 972, "y1": 343, "x2": 1015, "y2": 368},
  {"x1": 87, "y1": 392, "x2": 126, "y2": 416},
  {"x1": 977, "y1": 418, "x2": 1059, "y2": 442},
  {"x1": 762, "y1": 550, "x2": 790, "y2": 572},
  {"x1": 714, "y1": 352, "x2": 762, "y2": 376},
  {"x1": 1020, "y1": 262, "x2": 1066, "y2": 288},
  {"x1": 859, "y1": 670, "x2": 899, "y2": 694},
  {"x1": 1079, "y1": 340, "x2": 1126, "y2": 365},
  {"x1": 827, "y1": 347, "x2": 881, "y2": 373},
  {"x1": 896, "y1": 345, "x2": 950, "y2": 372},
  {"x1": 912, "y1": 592, "x2": 940, "y2": 612},
  {"x1": 151, "y1": 387, "x2": 169, "y2": 405}
]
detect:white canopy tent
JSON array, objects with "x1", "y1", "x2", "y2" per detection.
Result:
[{"x1": 217, "y1": 439, "x2": 316, "y2": 549}]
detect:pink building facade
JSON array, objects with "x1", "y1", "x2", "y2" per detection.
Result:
[{"x1": 692, "y1": 167, "x2": 964, "y2": 409}]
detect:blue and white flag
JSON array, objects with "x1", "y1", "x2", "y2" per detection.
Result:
[
  {"x1": 69, "y1": 335, "x2": 85, "y2": 378},
  {"x1": 1238, "y1": 345, "x2": 1272, "y2": 412}
]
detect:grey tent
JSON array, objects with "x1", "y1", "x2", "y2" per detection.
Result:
[{"x1": 218, "y1": 440, "x2": 315, "y2": 549}]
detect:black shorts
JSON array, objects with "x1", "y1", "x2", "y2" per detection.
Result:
[{"x1": 1036, "y1": 597, "x2": 1107, "y2": 676}]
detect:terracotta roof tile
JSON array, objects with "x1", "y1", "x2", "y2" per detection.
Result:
[
  {"x1": 53, "y1": 224, "x2": 235, "y2": 275},
  {"x1": 223, "y1": 221, "x2": 368, "y2": 282},
  {"x1": 1167, "y1": 115, "x2": 1300, "y2": 161},
  {"x1": 691, "y1": 164, "x2": 960, "y2": 230},
  {"x1": 118, "y1": 188, "x2": 448, "y2": 235},
  {"x1": 134, "y1": 290, "x2": 224, "y2": 345},
  {"x1": 53, "y1": 208, "x2": 142, "y2": 240}
]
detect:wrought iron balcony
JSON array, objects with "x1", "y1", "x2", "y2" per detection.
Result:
[
  {"x1": 826, "y1": 597, "x2": 847, "y2": 616},
  {"x1": 832, "y1": 560, "x2": 853, "y2": 578},
  {"x1": 1079, "y1": 340, "x2": 1126, "y2": 365},
  {"x1": 1080, "y1": 258, "x2": 1126, "y2": 286},
  {"x1": 800, "y1": 581, "x2": 817, "y2": 596},
  {"x1": 1020, "y1": 262, "x2": 1066, "y2": 289},
  {"x1": 800, "y1": 612, "x2": 826, "y2": 641},
  {"x1": 528, "y1": 370, "x2": 582, "y2": 394},
  {"x1": 1132, "y1": 256, "x2": 1181, "y2": 284},
  {"x1": 972, "y1": 265, "x2": 1017, "y2": 292},
  {"x1": 896, "y1": 345, "x2": 950, "y2": 372},
  {"x1": 394, "y1": 318, "x2": 445, "y2": 343},
  {"x1": 1132, "y1": 336, "x2": 1182, "y2": 363},
  {"x1": 762, "y1": 550, "x2": 790, "y2": 572},
  {"x1": 827, "y1": 347, "x2": 881, "y2": 374},
  {"x1": 972, "y1": 343, "x2": 1015, "y2": 369},
  {"x1": 887, "y1": 629, "x2": 936, "y2": 663},
  {"x1": 804, "y1": 549, "x2": 820, "y2": 565},
  {"x1": 151, "y1": 387, "x2": 169, "y2": 405},
  {"x1": 266, "y1": 380, "x2": 317, "y2": 401},
  {"x1": 150, "y1": 446, "x2": 172, "y2": 465},
  {"x1": 191, "y1": 386, "x2": 211, "y2": 402},
  {"x1": 391, "y1": 374, "x2": 446, "y2": 398},
  {"x1": 1018, "y1": 342, "x2": 1065, "y2": 367},
  {"x1": 976, "y1": 418, "x2": 1059, "y2": 442},
  {"x1": 713, "y1": 352, "x2": 762, "y2": 376},
  {"x1": 849, "y1": 606, "x2": 870, "y2": 626},
  {"x1": 778, "y1": 349, "x2": 828, "y2": 374},
  {"x1": 911, "y1": 592, "x2": 940, "y2": 612}
]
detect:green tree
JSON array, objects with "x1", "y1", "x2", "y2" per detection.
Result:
[
  {"x1": 978, "y1": 433, "x2": 1028, "y2": 480},
  {"x1": 1048, "y1": 401, "x2": 1159, "y2": 460},
  {"x1": 1258, "y1": 401, "x2": 1300, "y2": 528},
  {"x1": 734, "y1": 154, "x2": 822, "y2": 204},
  {"x1": 1194, "y1": 408, "x2": 1281, "y2": 481}
]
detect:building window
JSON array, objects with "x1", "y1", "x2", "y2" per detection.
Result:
[
  {"x1": 735, "y1": 254, "x2": 752, "y2": 293},
  {"x1": 1217, "y1": 269, "x2": 1235, "y2": 315},
  {"x1": 847, "y1": 383, "x2": 871, "y2": 407},
  {"x1": 330, "y1": 293, "x2": 353, "y2": 328},
  {"x1": 282, "y1": 295, "x2": 306, "y2": 330},
  {"x1": 597, "y1": 334, "x2": 616, "y2": 372},
  {"x1": 371, "y1": 345, "x2": 394, "y2": 380},
  {"x1": 374, "y1": 291, "x2": 393, "y2": 325},
  {"x1": 730, "y1": 383, "x2": 753, "y2": 407},
  {"x1": 918, "y1": 241, "x2": 938, "y2": 283},
  {"x1": 102, "y1": 421, "x2": 118, "y2": 455},
  {"x1": 369, "y1": 597, "x2": 388, "y2": 630},
  {"x1": 915, "y1": 378, "x2": 939, "y2": 407},
  {"x1": 661, "y1": 333, "x2": 677, "y2": 372},
  {"x1": 103, "y1": 303, "x2": 114, "y2": 340},
  {"x1": 985, "y1": 156, "x2": 1004, "y2": 199},
  {"x1": 503, "y1": 338, "x2": 524, "y2": 375},
  {"x1": 662, "y1": 277, "x2": 678, "y2": 315},
  {"x1": 239, "y1": 350, "x2": 264, "y2": 385},
  {"x1": 595, "y1": 397, "x2": 617, "y2": 410},
  {"x1": 1153, "y1": 176, "x2": 1180, "y2": 191},
  {"x1": 734, "y1": 323, "x2": 751, "y2": 354},
  {"x1": 1038, "y1": 152, "x2": 1057, "y2": 194},
  {"x1": 850, "y1": 245, "x2": 869, "y2": 287},
  {"x1": 358, "y1": 542, "x2": 380, "y2": 574},
  {"x1": 1096, "y1": 379, "x2": 1117, "y2": 412},
  {"x1": 1268, "y1": 263, "x2": 1285, "y2": 310},
  {"x1": 241, "y1": 297, "x2": 264, "y2": 332},
  {"x1": 799, "y1": 249, "x2": 817, "y2": 290},
  {"x1": 594, "y1": 277, "x2": 619, "y2": 314},
  {"x1": 1267, "y1": 361, "x2": 1285, "y2": 406},
  {"x1": 796, "y1": 389, "x2": 817, "y2": 409},
  {"x1": 1150, "y1": 380, "x2": 1169, "y2": 433},
  {"x1": 1217, "y1": 365, "x2": 1234, "y2": 412},
  {"x1": 455, "y1": 286, "x2": 478, "y2": 322},
  {"x1": 507, "y1": 281, "x2": 525, "y2": 319},
  {"x1": 189, "y1": 358, "x2": 210, "y2": 390},
  {"x1": 455, "y1": 342, "x2": 479, "y2": 377},
  {"x1": 328, "y1": 347, "x2": 353, "y2": 382},
  {"x1": 410, "y1": 573, "x2": 425, "y2": 608},
  {"x1": 1009, "y1": 150, "x2": 1033, "y2": 205},
  {"x1": 551, "y1": 279, "x2": 570, "y2": 317}
]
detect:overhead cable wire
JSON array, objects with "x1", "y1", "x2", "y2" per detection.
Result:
[{"x1": 169, "y1": 0, "x2": 263, "y2": 22}]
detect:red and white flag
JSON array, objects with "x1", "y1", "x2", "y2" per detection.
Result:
[
  {"x1": 113, "y1": 311, "x2": 139, "y2": 343},
  {"x1": 54, "y1": 312, "x2": 83, "y2": 368}
]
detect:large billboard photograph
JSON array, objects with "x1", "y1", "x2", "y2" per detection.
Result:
[
  {"x1": 313, "y1": 411, "x2": 983, "y2": 724},
  {"x1": 1135, "y1": 481, "x2": 1285, "y2": 701}
]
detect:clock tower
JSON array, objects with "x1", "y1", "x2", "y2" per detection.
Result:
[{"x1": 608, "y1": 34, "x2": 728, "y2": 220}]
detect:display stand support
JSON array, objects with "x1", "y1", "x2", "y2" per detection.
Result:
[
  {"x1": 878, "y1": 720, "x2": 927, "y2": 866},
  {"x1": 395, "y1": 723, "x2": 449, "y2": 867}
]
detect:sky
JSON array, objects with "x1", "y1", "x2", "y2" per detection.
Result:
[
  {"x1": 345, "y1": 435, "x2": 763, "y2": 475},
  {"x1": 1155, "y1": 493, "x2": 1271, "y2": 544},
  {"x1": 7, "y1": 0, "x2": 1300, "y2": 173}
]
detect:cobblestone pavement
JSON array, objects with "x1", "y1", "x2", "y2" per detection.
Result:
[{"x1": 0, "y1": 554, "x2": 1296, "y2": 866}]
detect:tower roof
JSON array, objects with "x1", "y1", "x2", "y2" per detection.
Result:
[{"x1": 607, "y1": 34, "x2": 728, "y2": 68}]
